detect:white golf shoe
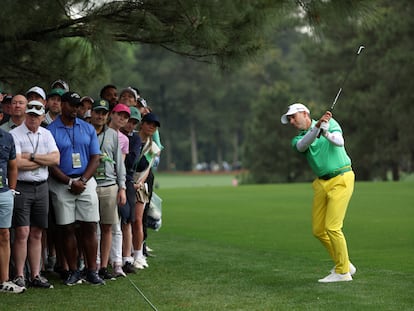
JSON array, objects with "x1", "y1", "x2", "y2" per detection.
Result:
[
  {"x1": 330, "y1": 262, "x2": 357, "y2": 276},
  {"x1": 318, "y1": 272, "x2": 352, "y2": 283}
]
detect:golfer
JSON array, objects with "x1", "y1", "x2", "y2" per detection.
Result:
[{"x1": 281, "y1": 103, "x2": 356, "y2": 283}]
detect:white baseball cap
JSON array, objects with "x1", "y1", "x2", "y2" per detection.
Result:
[
  {"x1": 280, "y1": 103, "x2": 310, "y2": 124},
  {"x1": 51, "y1": 79, "x2": 70, "y2": 92},
  {"x1": 26, "y1": 86, "x2": 46, "y2": 100},
  {"x1": 26, "y1": 100, "x2": 45, "y2": 115}
]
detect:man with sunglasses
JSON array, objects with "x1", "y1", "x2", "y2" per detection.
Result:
[
  {"x1": 47, "y1": 92, "x2": 104, "y2": 286},
  {"x1": 10, "y1": 100, "x2": 60, "y2": 289}
]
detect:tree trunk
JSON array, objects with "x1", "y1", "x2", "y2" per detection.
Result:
[
  {"x1": 190, "y1": 120, "x2": 198, "y2": 171},
  {"x1": 391, "y1": 162, "x2": 400, "y2": 181}
]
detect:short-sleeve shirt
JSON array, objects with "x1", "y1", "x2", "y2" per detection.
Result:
[
  {"x1": 292, "y1": 119, "x2": 351, "y2": 177},
  {"x1": 47, "y1": 116, "x2": 100, "y2": 176},
  {"x1": 0, "y1": 128, "x2": 16, "y2": 192},
  {"x1": 118, "y1": 130, "x2": 129, "y2": 155},
  {"x1": 0, "y1": 119, "x2": 20, "y2": 132},
  {"x1": 10, "y1": 123, "x2": 59, "y2": 181}
]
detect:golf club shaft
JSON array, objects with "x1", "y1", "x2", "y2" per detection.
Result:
[{"x1": 318, "y1": 45, "x2": 365, "y2": 138}]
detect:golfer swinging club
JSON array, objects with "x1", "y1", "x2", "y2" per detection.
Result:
[{"x1": 281, "y1": 103, "x2": 356, "y2": 283}]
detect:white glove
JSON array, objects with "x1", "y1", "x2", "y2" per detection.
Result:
[{"x1": 319, "y1": 122, "x2": 329, "y2": 135}]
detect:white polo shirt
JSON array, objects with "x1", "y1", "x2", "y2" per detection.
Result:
[{"x1": 10, "y1": 123, "x2": 59, "y2": 182}]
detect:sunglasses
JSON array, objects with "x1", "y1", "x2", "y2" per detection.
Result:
[{"x1": 27, "y1": 104, "x2": 43, "y2": 110}]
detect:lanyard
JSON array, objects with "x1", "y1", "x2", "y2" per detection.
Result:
[
  {"x1": 64, "y1": 126, "x2": 75, "y2": 150},
  {"x1": 98, "y1": 128, "x2": 106, "y2": 151},
  {"x1": 27, "y1": 132, "x2": 40, "y2": 154}
]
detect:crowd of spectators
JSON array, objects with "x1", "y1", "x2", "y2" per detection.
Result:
[{"x1": 0, "y1": 81, "x2": 163, "y2": 293}]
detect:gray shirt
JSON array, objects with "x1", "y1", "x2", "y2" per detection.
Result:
[{"x1": 96, "y1": 126, "x2": 126, "y2": 189}]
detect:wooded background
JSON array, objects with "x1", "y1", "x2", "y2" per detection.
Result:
[{"x1": 1, "y1": 0, "x2": 412, "y2": 182}]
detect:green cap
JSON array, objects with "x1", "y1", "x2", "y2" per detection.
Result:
[
  {"x1": 129, "y1": 106, "x2": 141, "y2": 121},
  {"x1": 92, "y1": 99, "x2": 110, "y2": 111},
  {"x1": 47, "y1": 88, "x2": 65, "y2": 98}
]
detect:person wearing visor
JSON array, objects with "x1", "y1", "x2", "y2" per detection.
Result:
[{"x1": 281, "y1": 103, "x2": 356, "y2": 283}]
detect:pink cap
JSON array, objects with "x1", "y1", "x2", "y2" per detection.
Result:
[{"x1": 112, "y1": 103, "x2": 131, "y2": 116}]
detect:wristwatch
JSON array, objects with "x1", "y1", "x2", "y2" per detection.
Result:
[
  {"x1": 30, "y1": 153, "x2": 35, "y2": 161},
  {"x1": 68, "y1": 178, "x2": 74, "y2": 189}
]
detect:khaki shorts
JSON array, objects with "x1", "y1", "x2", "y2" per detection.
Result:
[
  {"x1": 48, "y1": 177, "x2": 99, "y2": 225},
  {"x1": 96, "y1": 184, "x2": 119, "y2": 225}
]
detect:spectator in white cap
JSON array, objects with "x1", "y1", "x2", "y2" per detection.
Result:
[
  {"x1": 119, "y1": 87, "x2": 139, "y2": 108},
  {"x1": 10, "y1": 100, "x2": 60, "y2": 289},
  {"x1": 50, "y1": 79, "x2": 69, "y2": 92},
  {"x1": 78, "y1": 96, "x2": 94, "y2": 120},
  {"x1": 26, "y1": 86, "x2": 46, "y2": 106}
]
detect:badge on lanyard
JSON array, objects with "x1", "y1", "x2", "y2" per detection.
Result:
[
  {"x1": 95, "y1": 161, "x2": 106, "y2": 180},
  {"x1": 72, "y1": 153, "x2": 82, "y2": 168}
]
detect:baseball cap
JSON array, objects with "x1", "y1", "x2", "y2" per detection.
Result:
[
  {"x1": 47, "y1": 88, "x2": 65, "y2": 98},
  {"x1": 112, "y1": 103, "x2": 131, "y2": 116},
  {"x1": 80, "y1": 96, "x2": 94, "y2": 104},
  {"x1": 141, "y1": 112, "x2": 160, "y2": 127},
  {"x1": 137, "y1": 97, "x2": 147, "y2": 108},
  {"x1": 2, "y1": 95, "x2": 13, "y2": 104},
  {"x1": 280, "y1": 103, "x2": 310, "y2": 124},
  {"x1": 26, "y1": 86, "x2": 46, "y2": 100},
  {"x1": 61, "y1": 91, "x2": 81, "y2": 106},
  {"x1": 51, "y1": 79, "x2": 70, "y2": 92},
  {"x1": 92, "y1": 99, "x2": 110, "y2": 111},
  {"x1": 120, "y1": 87, "x2": 138, "y2": 101},
  {"x1": 26, "y1": 100, "x2": 45, "y2": 115},
  {"x1": 129, "y1": 107, "x2": 141, "y2": 121}
]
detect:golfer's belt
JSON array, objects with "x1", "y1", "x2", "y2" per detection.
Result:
[{"x1": 319, "y1": 166, "x2": 352, "y2": 180}]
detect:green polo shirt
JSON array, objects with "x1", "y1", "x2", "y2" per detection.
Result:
[{"x1": 292, "y1": 119, "x2": 351, "y2": 177}]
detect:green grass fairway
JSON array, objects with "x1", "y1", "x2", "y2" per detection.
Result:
[
  {"x1": 153, "y1": 172, "x2": 238, "y2": 188},
  {"x1": 2, "y1": 181, "x2": 413, "y2": 310}
]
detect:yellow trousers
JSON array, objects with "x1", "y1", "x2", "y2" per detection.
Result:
[{"x1": 312, "y1": 171, "x2": 354, "y2": 274}]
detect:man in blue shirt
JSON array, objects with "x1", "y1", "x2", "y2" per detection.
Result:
[
  {"x1": 0, "y1": 122, "x2": 25, "y2": 293},
  {"x1": 48, "y1": 92, "x2": 104, "y2": 286}
]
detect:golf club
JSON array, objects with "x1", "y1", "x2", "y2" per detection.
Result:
[{"x1": 318, "y1": 45, "x2": 365, "y2": 138}]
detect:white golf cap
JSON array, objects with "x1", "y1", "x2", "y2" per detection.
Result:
[
  {"x1": 51, "y1": 79, "x2": 70, "y2": 92},
  {"x1": 26, "y1": 100, "x2": 45, "y2": 115},
  {"x1": 280, "y1": 103, "x2": 310, "y2": 124},
  {"x1": 26, "y1": 86, "x2": 46, "y2": 100}
]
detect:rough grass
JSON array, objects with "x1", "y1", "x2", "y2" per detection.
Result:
[{"x1": 1, "y1": 179, "x2": 413, "y2": 310}]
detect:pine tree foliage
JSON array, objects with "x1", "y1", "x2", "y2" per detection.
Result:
[{"x1": 0, "y1": 0, "x2": 375, "y2": 90}]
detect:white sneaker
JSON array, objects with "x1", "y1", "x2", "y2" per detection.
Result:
[
  {"x1": 134, "y1": 256, "x2": 149, "y2": 268},
  {"x1": 0, "y1": 281, "x2": 26, "y2": 293},
  {"x1": 113, "y1": 265, "x2": 126, "y2": 277},
  {"x1": 133, "y1": 259, "x2": 145, "y2": 269},
  {"x1": 330, "y1": 262, "x2": 357, "y2": 276},
  {"x1": 318, "y1": 272, "x2": 352, "y2": 283}
]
